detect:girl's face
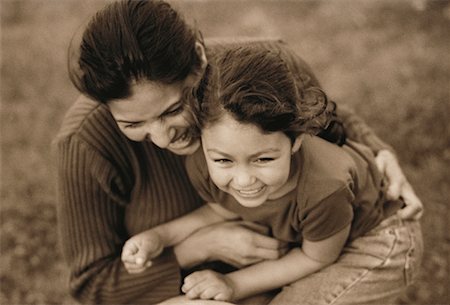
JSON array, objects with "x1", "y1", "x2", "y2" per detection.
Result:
[
  {"x1": 202, "y1": 113, "x2": 302, "y2": 208},
  {"x1": 108, "y1": 76, "x2": 200, "y2": 155}
]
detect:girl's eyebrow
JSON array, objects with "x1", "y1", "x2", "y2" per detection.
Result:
[{"x1": 206, "y1": 148, "x2": 280, "y2": 158}]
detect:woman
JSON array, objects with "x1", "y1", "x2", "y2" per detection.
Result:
[{"x1": 56, "y1": 1, "x2": 423, "y2": 304}]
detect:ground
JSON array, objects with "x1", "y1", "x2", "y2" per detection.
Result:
[{"x1": 1, "y1": 0, "x2": 449, "y2": 304}]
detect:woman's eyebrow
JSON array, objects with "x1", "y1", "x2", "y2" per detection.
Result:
[
  {"x1": 160, "y1": 100, "x2": 182, "y2": 117},
  {"x1": 115, "y1": 119, "x2": 143, "y2": 124}
]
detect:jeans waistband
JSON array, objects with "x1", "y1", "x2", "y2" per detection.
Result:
[{"x1": 372, "y1": 213, "x2": 404, "y2": 233}]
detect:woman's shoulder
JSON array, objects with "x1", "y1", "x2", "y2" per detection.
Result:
[{"x1": 54, "y1": 95, "x2": 121, "y2": 145}]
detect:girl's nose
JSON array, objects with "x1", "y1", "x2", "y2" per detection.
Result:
[{"x1": 234, "y1": 168, "x2": 256, "y2": 188}]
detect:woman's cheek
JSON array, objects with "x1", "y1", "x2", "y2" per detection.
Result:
[{"x1": 120, "y1": 128, "x2": 146, "y2": 142}]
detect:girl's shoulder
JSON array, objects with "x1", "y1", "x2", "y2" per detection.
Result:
[
  {"x1": 296, "y1": 136, "x2": 356, "y2": 204},
  {"x1": 185, "y1": 147, "x2": 209, "y2": 178}
]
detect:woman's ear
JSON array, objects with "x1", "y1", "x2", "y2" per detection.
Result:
[
  {"x1": 291, "y1": 134, "x2": 305, "y2": 154},
  {"x1": 195, "y1": 41, "x2": 208, "y2": 70}
]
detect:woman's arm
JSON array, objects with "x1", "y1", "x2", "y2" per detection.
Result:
[
  {"x1": 174, "y1": 221, "x2": 286, "y2": 269},
  {"x1": 182, "y1": 225, "x2": 351, "y2": 301},
  {"x1": 56, "y1": 136, "x2": 182, "y2": 304},
  {"x1": 336, "y1": 105, "x2": 393, "y2": 153}
]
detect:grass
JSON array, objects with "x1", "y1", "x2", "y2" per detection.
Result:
[{"x1": 1, "y1": 0, "x2": 449, "y2": 304}]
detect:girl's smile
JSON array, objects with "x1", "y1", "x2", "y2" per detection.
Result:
[{"x1": 201, "y1": 113, "x2": 302, "y2": 208}]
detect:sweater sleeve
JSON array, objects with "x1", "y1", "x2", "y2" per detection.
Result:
[
  {"x1": 336, "y1": 104, "x2": 394, "y2": 154},
  {"x1": 274, "y1": 41, "x2": 393, "y2": 153},
  {"x1": 56, "y1": 136, "x2": 181, "y2": 305}
]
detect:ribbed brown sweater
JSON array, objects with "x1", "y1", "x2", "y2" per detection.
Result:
[
  {"x1": 55, "y1": 97, "x2": 203, "y2": 304},
  {"x1": 55, "y1": 40, "x2": 391, "y2": 305}
]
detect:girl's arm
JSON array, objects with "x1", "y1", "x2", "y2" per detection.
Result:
[
  {"x1": 227, "y1": 224, "x2": 351, "y2": 300},
  {"x1": 183, "y1": 224, "x2": 351, "y2": 301},
  {"x1": 122, "y1": 204, "x2": 239, "y2": 273},
  {"x1": 154, "y1": 203, "x2": 239, "y2": 247}
]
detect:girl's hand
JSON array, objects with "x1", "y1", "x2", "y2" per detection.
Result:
[
  {"x1": 182, "y1": 270, "x2": 235, "y2": 301},
  {"x1": 121, "y1": 229, "x2": 164, "y2": 274},
  {"x1": 375, "y1": 150, "x2": 424, "y2": 220},
  {"x1": 174, "y1": 221, "x2": 288, "y2": 269}
]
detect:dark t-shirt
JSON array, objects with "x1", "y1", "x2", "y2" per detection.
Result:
[{"x1": 186, "y1": 136, "x2": 402, "y2": 244}]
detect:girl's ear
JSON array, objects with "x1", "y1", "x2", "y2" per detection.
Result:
[
  {"x1": 195, "y1": 41, "x2": 208, "y2": 70},
  {"x1": 291, "y1": 134, "x2": 305, "y2": 154}
]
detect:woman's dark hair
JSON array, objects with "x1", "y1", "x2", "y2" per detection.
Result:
[
  {"x1": 192, "y1": 47, "x2": 333, "y2": 142},
  {"x1": 68, "y1": 0, "x2": 202, "y2": 103}
]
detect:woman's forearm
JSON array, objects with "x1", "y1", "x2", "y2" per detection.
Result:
[{"x1": 337, "y1": 105, "x2": 394, "y2": 153}]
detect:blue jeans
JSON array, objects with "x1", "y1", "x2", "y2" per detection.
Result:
[{"x1": 240, "y1": 214, "x2": 423, "y2": 305}]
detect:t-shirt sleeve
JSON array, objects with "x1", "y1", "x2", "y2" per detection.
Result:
[
  {"x1": 185, "y1": 150, "x2": 216, "y2": 203},
  {"x1": 301, "y1": 185, "x2": 355, "y2": 241}
]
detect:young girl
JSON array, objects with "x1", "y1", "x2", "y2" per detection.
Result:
[{"x1": 121, "y1": 47, "x2": 423, "y2": 304}]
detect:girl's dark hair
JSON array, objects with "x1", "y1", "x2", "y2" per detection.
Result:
[
  {"x1": 68, "y1": 0, "x2": 202, "y2": 103},
  {"x1": 192, "y1": 47, "x2": 333, "y2": 142}
]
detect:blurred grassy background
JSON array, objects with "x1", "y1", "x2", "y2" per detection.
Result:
[{"x1": 1, "y1": 0, "x2": 449, "y2": 304}]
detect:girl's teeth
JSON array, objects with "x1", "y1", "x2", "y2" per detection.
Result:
[{"x1": 238, "y1": 187, "x2": 263, "y2": 195}]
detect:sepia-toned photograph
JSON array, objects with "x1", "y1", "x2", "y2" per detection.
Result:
[{"x1": 1, "y1": 0, "x2": 449, "y2": 304}]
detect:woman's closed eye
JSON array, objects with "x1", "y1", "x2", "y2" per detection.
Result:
[
  {"x1": 163, "y1": 104, "x2": 184, "y2": 117},
  {"x1": 124, "y1": 122, "x2": 144, "y2": 129}
]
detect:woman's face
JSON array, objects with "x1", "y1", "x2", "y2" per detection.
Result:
[
  {"x1": 108, "y1": 77, "x2": 200, "y2": 155},
  {"x1": 201, "y1": 113, "x2": 301, "y2": 208}
]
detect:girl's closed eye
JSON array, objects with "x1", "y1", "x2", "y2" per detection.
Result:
[
  {"x1": 254, "y1": 157, "x2": 275, "y2": 163},
  {"x1": 213, "y1": 158, "x2": 232, "y2": 164}
]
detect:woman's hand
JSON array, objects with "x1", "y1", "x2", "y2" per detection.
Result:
[
  {"x1": 174, "y1": 221, "x2": 287, "y2": 269},
  {"x1": 375, "y1": 150, "x2": 424, "y2": 220}
]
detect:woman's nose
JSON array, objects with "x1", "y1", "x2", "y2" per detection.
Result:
[{"x1": 145, "y1": 122, "x2": 174, "y2": 148}]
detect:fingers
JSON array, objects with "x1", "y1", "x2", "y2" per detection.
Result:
[
  {"x1": 253, "y1": 246, "x2": 283, "y2": 260},
  {"x1": 182, "y1": 271, "x2": 232, "y2": 301},
  {"x1": 386, "y1": 179, "x2": 403, "y2": 200},
  {"x1": 182, "y1": 272, "x2": 209, "y2": 299},
  {"x1": 397, "y1": 183, "x2": 424, "y2": 220},
  {"x1": 123, "y1": 261, "x2": 152, "y2": 274},
  {"x1": 238, "y1": 221, "x2": 270, "y2": 235},
  {"x1": 121, "y1": 242, "x2": 138, "y2": 262},
  {"x1": 374, "y1": 151, "x2": 388, "y2": 175},
  {"x1": 122, "y1": 240, "x2": 154, "y2": 274}
]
